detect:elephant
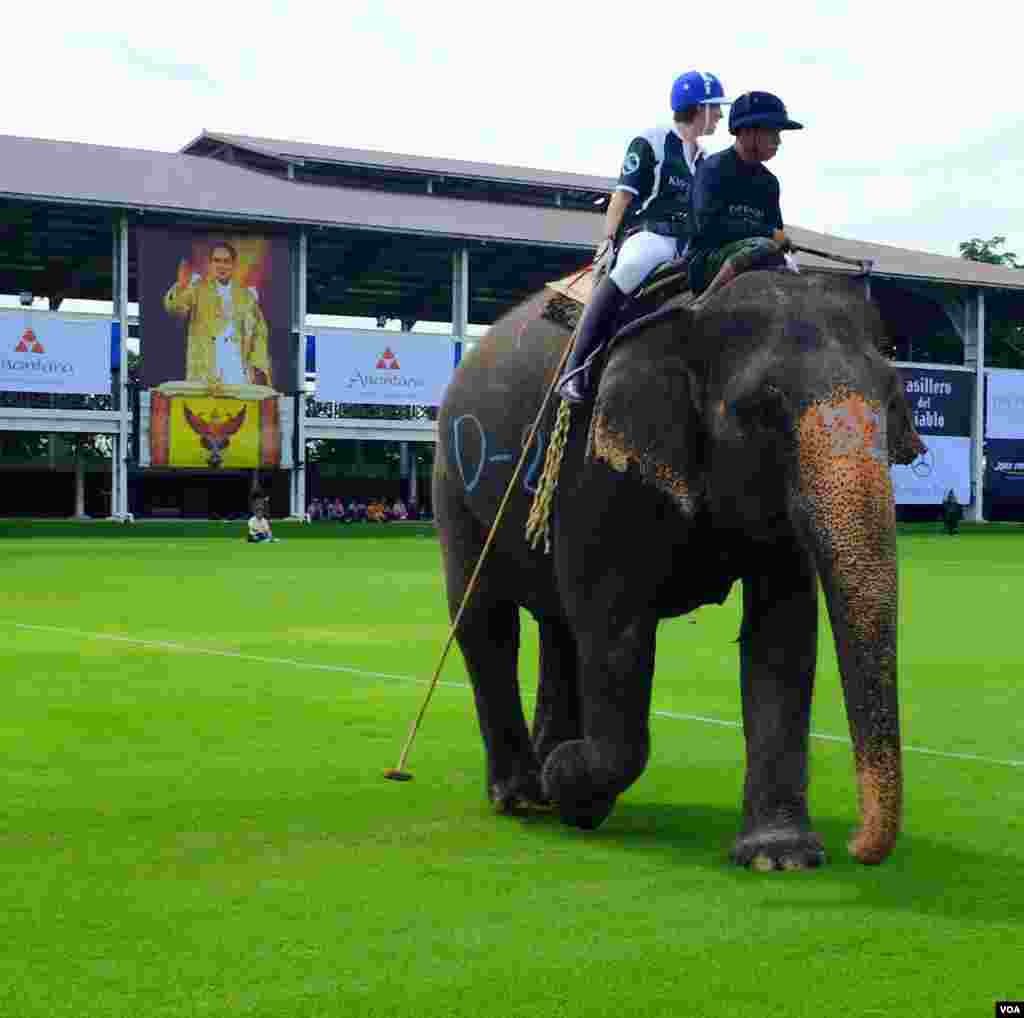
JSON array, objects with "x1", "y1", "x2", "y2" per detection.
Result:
[{"x1": 432, "y1": 269, "x2": 925, "y2": 870}]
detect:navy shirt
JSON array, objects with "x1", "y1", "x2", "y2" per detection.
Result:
[
  {"x1": 688, "y1": 147, "x2": 784, "y2": 287},
  {"x1": 616, "y1": 126, "x2": 702, "y2": 233}
]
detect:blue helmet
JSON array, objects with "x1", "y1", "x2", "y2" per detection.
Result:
[
  {"x1": 729, "y1": 92, "x2": 803, "y2": 133},
  {"x1": 670, "y1": 71, "x2": 730, "y2": 112}
]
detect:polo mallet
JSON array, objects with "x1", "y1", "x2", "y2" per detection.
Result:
[
  {"x1": 384, "y1": 311, "x2": 581, "y2": 782},
  {"x1": 792, "y1": 244, "x2": 874, "y2": 274},
  {"x1": 791, "y1": 245, "x2": 875, "y2": 300}
]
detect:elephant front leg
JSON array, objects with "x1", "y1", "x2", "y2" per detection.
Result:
[
  {"x1": 437, "y1": 494, "x2": 542, "y2": 812},
  {"x1": 734, "y1": 543, "x2": 825, "y2": 870},
  {"x1": 458, "y1": 596, "x2": 545, "y2": 813},
  {"x1": 540, "y1": 612, "x2": 656, "y2": 831}
]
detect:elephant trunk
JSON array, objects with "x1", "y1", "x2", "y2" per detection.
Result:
[{"x1": 796, "y1": 391, "x2": 902, "y2": 865}]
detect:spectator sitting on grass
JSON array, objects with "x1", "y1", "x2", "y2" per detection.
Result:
[
  {"x1": 332, "y1": 496, "x2": 344, "y2": 521},
  {"x1": 367, "y1": 498, "x2": 387, "y2": 523},
  {"x1": 247, "y1": 499, "x2": 279, "y2": 543},
  {"x1": 392, "y1": 498, "x2": 408, "y2": 521},
  {"x1": 308, "y1": 498, "x2": 322, "y2": 521}
]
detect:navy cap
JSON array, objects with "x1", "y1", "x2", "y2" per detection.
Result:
[{"x1": 729, "y1": 92, "x2": 803, "y2": 134}]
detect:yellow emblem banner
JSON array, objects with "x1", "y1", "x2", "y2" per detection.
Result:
[{"x1": 150, "y1": 393, "x2": 281, "y2": 469}]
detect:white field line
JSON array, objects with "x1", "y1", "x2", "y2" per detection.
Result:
[{"x1": 9, "y1": 621, "x2": 1024, "y2": 770}]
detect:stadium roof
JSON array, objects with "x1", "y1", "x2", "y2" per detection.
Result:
[{"x1": 0, "y1": 133, "x2": 602, "y2": 250}]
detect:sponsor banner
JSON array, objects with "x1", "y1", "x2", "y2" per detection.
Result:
[
  {"x1": 896, "y1": 366, "x2": 972, "y2": 436},
  {"x1": 148, "y1": 393, "x2": 282, "y2": 469},
  {"x1": 314, "y1": 329, "x2": 455, "y2": 406},
  {"x1": 0, "y1": 312, "x2": 111, "y2": 394},
  {"x1": 138, "y1": 228, "x2": 293, "y2": 395},
  {"x1": 988, "y1": 438, "x2": 1024, "y2": 498},
  {"x1": 985, "y1": 369, "x2": 1024, "y2": 440},
  {"x1": 891, "y1": 435, "x2": 970, "y2": 505}
]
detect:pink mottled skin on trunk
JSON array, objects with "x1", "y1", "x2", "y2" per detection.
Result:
[{"x1": 798, "y1": 389, "x2": 902, "y2": 865}]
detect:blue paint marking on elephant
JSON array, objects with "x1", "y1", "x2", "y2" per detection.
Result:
[
  {"x1": 452, "y1": 414, "x2": 486, "y2": 493},
  {"x1": 523, "y1": 429, "x2": 546, "y2": 495},
  {"x1": 452, "y1": 416, "x2": 547, "y2": 495}
]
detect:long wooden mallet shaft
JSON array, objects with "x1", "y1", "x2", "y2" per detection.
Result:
[
  {"x1": 792, "y1": 243, "x2": 874, "y2": 271},
  {"x1": 384, "y1": 321, "x2": 578, "y2": 782}
]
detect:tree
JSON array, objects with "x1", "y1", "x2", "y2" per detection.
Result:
[
  {"x1": 959, "y1": 235, "x2": 1024, "y2": 368},
  {"x1": 958, "y1": 236, "x2": 1020, "y2": 267}
]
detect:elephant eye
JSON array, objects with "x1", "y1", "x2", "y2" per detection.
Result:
[{"x1": 732, "y1": 385, "x2": 790, "y2": 431}]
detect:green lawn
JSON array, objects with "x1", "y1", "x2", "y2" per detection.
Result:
[{"x1": 0, "y1": 520, "x2": 1021, "y2": 1017}]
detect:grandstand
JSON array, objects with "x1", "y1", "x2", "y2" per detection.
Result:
[{"x1": 2, "y1": 129, "x2": 1024, "y2": 519}]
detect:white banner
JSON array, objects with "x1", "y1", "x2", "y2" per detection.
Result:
[
  {"x1": 0, "y1": 312, "x2": 111, "y2": 394},
  {"x1": 314, "y1": 329, "x2": 455, "y2": 407},
  {"x1": 986, "y1": 369, "x2": 1024, "y2": 439},
  {"x1": 890, "y1": 436, "x2": 971, "y2": 505}
]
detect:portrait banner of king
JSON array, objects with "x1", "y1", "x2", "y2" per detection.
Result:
[{"x1": 138, "y1": 228, "x2": 293, "y2": 398}]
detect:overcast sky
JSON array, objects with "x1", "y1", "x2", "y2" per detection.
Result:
[{"x1": 4, "y1": 0, "x2": 1023, "y2": 262}]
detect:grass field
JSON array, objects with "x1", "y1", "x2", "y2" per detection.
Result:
[{"x1": 1, "y1": 519, "x2": 1022, "y2": 1018}]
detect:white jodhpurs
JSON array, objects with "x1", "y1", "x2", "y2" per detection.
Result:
[{"x1": 609, "y1": 230, "x2": 680, "y2": 294}]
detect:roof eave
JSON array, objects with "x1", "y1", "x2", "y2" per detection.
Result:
[
  {"x1": 0, "y1": 188, "x2": 594, "y2": 251},
  {"x1": 801, "y1": 264, "x2": 1020, "y2": 290},
  {"x1": 186, "y1": 131, "x2": 296, "y2": 167}
]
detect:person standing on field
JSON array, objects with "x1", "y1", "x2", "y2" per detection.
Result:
[{"x1": 942, "y1": 488, "x2": 963, "y2": 535}]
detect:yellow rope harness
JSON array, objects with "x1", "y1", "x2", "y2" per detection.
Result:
[{"x1": 525, "y1": 396, "x2": 573, "y2": 554}]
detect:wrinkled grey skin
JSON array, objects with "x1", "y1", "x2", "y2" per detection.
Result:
[{"x1": 433, "y1": 272, "x2": 924, "y2": 869}]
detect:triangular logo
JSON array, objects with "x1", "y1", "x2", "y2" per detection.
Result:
[
  {"x1": 16, "y1": 328, "x2": 44, "y2": 353},
  {"x1": 376, "y1": 347, "x2": 400, "y2": 370}
]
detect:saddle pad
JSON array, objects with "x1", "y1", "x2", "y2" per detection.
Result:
[
  {"x1": 546, "y1": 256, "x2": 691, "y2": 308},
  {"x1": 546, "y1": 265, "x2": 594, "y2": 307}
]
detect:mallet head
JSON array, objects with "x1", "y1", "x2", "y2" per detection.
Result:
[{"x1": 384, "y1": 769, "x2": 414, "y2": 782}]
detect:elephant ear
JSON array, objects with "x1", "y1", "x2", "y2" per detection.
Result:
[
  {"x1": 586, "y1": 325, "x2": 704, "y2": 519},
  {"x1": 887, "y1": 381, "x2": 927, "y2": 466}
]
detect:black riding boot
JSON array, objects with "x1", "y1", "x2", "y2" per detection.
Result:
[{"x1": 556, "y1": 277, "x2": 627, "y2": 403}]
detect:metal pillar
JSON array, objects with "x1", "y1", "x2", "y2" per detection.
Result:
[
  {"x1": 112, "y1": 213, "x2": 129, "y2": 519},
  {"x1": 408, "y1": 448, "x2": 419, "y2": 510},
  {"x1": 290, "y1": 231, "x2": 308, "y2": 518},
  {"x1": 452, "y1": 248, "x2": 468, "y2": 365},
  {"x1": 399, "y1": 440, "x2": 410, "y2": 499},
  {"x1": 963, "y1": 289, "x2": 986, "y2": 522},
  {"x1": 967, "y1": 289, "x2": 986, "y2": 522}
]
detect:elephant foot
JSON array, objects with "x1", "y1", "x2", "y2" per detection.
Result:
[
  {"x1": 488, "y1": 771, "x2": 550, "y2": 815},
  {"x1": 540, "y1": 740, "x2": 619, "y2": 831},
  {"x1": 731, "y1": 827, "x2": 827, "y2": 871},
  {"x1": 555, "y1": 795, "x2": 616, "y2": 831}
]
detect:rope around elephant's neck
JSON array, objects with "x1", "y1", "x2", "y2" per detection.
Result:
[
  {"x1": 525, "y1": 397, "x2": 572, "y2": 553},
  {"x1": 384, "y1": 307, "x2": 581, "y2": 782}
]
